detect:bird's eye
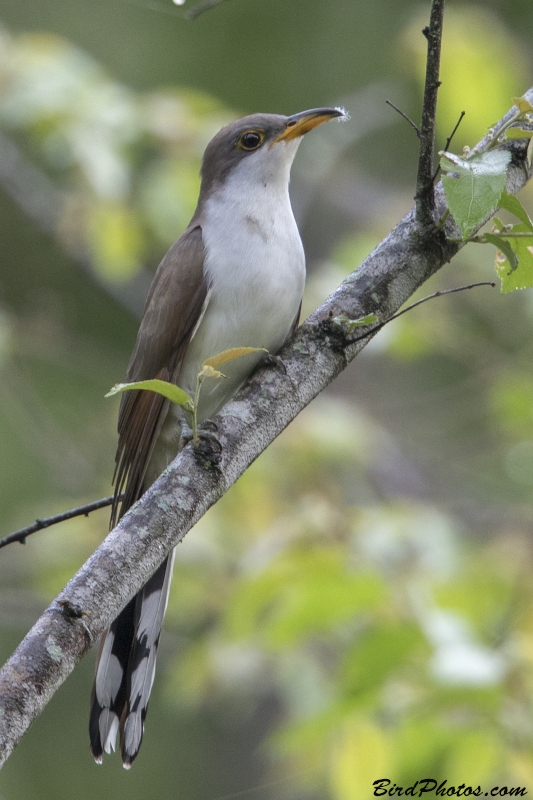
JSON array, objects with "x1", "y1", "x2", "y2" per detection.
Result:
[{"x1": 237, "y1": 131, "x2": 264, "y2": 151}]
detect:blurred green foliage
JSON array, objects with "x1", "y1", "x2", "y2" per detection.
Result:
[
  {"x1": 2, "y1": 2, "x2": 533, "y2": 799},
  {"x1": 403, "y1": 5, "x2": 529, "y2": 147},
  {"x1": 0, "y1": 27, "x2": 232, "y2": 282},
  {"x1": 160, "y1": 402, "x2": 533, "y2": 795}
]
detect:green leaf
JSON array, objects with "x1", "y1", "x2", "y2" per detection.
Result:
[
  {"x1": 440, "y1": 149, "x2": 511, "y2": 238},
  {"x1": 512, "y1": 97, "x2": 533, "y2": 114},
  {"x1": 505, "y1": 127, "x2": 533, "y2": 140},
  {"x1": 483, "y1": 233, "x2": 519, "y2": 271},
  {"x1": 202, "y1": 347, "x2": 267, "y2": 369},
  {"x1": 492, "y1": 223, "x2": 533, "y2": 293},
  {"x1": 198, "y1": 364, "x2": 225, "y2": 380},
  {"x1": 332, "y1": 314, "x2": 379, "y2": 332},
  {"x1": 498, "y1": 192, "x2": 533, "y2": 232},
  {"x1": 106, "y1": 379, "x2": 193, "y2": 408}
]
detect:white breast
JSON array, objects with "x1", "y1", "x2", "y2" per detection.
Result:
[{"x1": 180, "y1": 156, "x2": 306, "y2": 419}]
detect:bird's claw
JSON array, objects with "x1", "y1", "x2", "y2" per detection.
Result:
[
  {"x1": 180, "y1": 418, "x2": 222, "y2": 465},
  {"x1": 197, "y1": 419, "x2": 219, "y2": 437},
  {"x1": 261, "y1": 352, "x2": 287, "y2": 373},
  {"x1": 195, "y1": 420, "x2": 222, "y2": 466},
  {"x1": 57, "y1": 599, "x2": 93, "y2": 643},
  {"x1": 179, "y1": 419, "x2": 195, "y2": 450}
]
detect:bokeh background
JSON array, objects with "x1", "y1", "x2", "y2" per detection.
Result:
[{"x1": 1, "y1": 0, "x2": 533, "y2": 797}]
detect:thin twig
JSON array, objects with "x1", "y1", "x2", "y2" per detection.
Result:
[
  {"x1": 346, "y1": 281, "x2": 496, "y2": 344},
  {"x1": 442, "y1": 110, "x2": 466, "y2": 154},
  {"x1": 432, "y1": 110, "x2": 465, "y2": 183},
  {"x1": 185, "y1": 0, "x2": 233, "y2": 19},
  {"x1": 415, "y1": 0, "x2": 446, "y2": 226},
  {"x1": 386, "y1": 100, "x2": 420, "y2": 137},
  {"x1": 449, "y1": 232, "x2": 533, "y2": 243},
  {"x1": 0, "y1": 496, "x2": 122, "y2": 550}
]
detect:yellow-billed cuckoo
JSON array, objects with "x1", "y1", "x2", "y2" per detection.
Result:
[{"x1": 89, "y1": 107, "x2": 344, "y2": 767}]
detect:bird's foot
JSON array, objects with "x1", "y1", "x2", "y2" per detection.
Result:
[
  {"x1": 57, "y1": 599, "x2": 93, "y2": 643},
  {"x1": 180, "y1": 418, "x2": 222, "y2": 466},
  {"x1": 197, "y1": 418, "x2": 219, "y2": 442},
  {"x1": 318, "y1": 313, "x2": 352, "y2": 353},
  {"x1": 195, "y1": 420, "x2": 222, "y2": 467},
  {"x1": 261, "y1": 352, "x2": 287, "y2": 374},
  {"x1": 179, "y1": 419, "x2": 194, "y2": 450}
]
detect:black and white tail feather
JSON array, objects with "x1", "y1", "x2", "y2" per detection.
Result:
[
  {"x1": 89, "y1": 549, "x2": 175, "y2": 767},
  {"x1": 88, "y1": 223, "x2": 209, "y2": 768}
]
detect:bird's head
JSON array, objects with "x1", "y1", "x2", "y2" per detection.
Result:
[{"x1": 198, "y1": 107, "x2": 347, "y2": 198}]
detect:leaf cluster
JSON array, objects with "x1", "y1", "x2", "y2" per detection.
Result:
[
  {"x1": 106, "y1": 347, "x2": 266, "y2": 444},
  {"x1": 440, "y1": 97, "x2": 533, "y2": 294}
]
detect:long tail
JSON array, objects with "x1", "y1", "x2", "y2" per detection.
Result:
[{"x1": 89, "y1": 549, "x2": 176, "y2": 767}]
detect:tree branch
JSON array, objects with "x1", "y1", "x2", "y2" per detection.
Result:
[
  {"x1": 0, "y1": 496, "x2": 120, "y2": 550},
  {"x1": 415, "y1": 0, "x2": 445, "y2": 226},
  {"x1": 385, "y1": 100, "x2": 420, "y2": 137},
  {"x1": 0, "y1": 87, "x2": 531, "y2": 766},
  {"x1": 431, "y1": 110, "x2": 465, "y2": 183}
]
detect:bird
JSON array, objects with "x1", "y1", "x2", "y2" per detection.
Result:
[{"x1": 89, "y1": 106, "x2": 345, "y2": 767}]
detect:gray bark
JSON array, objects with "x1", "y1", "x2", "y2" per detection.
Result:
[{"x1": 0, "y1": 90, "x2": 532, "y2": 766}]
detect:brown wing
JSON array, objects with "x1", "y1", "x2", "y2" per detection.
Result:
[{"x1": 111, "y1": 224, "x2": 208, "y2": 525}]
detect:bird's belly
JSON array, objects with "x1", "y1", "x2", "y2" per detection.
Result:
[
  {"x1": 181, "y1": 216, "x2": 305, "y2": 419},
  {"x1": 145, "y1": 218, "x2": 304, "y2": 485}
]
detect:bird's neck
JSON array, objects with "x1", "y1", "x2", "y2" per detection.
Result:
[{"x1": 203, "y1": 170, "x2": 294, "y2": 237}]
